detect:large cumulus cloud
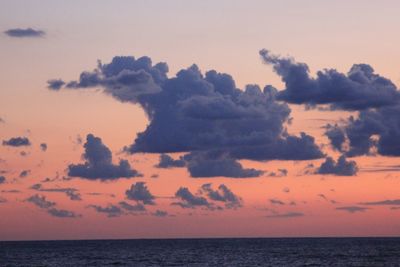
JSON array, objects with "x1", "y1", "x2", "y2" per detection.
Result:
[
  {"x1": 49, "y1": 55, "x2": 323, "y2": 166},
  {"x1": 68, "y1": 134, "x2": 141, "y2": 180},
  {"x1": 260, "y1": 49, "x2": 400, "y2": 111},
  {"x1": 326, "y1": 106, "x2": 400, "y2": 157}
]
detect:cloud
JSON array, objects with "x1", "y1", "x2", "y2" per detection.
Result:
[
  {"x1": 2, "y1": 137, "x2": 31, "y2": 147},
  {"x1": 47, "y1": 79, "x2": 65, "y2": 90},
  {"x1": 19, "y1": 170, "x2": 30, "y2": 178},
  {"x1": 269, "y1": 198, "x2": 285, "y2": 205},
  {"x1": 50, "y1": 55, "x2": 323, "y2": 168},
  {"x1": 0, "y1": 176, "x2": 6, "y2": 184},
  {"x1": 47, "y1": 208, "x2": 81, "y2": 218},
  {"x1": 316, "y1": 155, "x2": 358, "y2": 176},
  {"x1": 31, "y1": 183, "x2": 82, "y2": 201},
  {"x1": 326, "y1": 105, "x2": 400, "y2": 157},
  {"x1": 266, "y1": 211, "x2": 304, "y2": 218},
  {"x1": 40, "y1": 143, "x2": 48, "y2": 152},
  {"x1": 4, "y1": 28, "x2": 45, "y2": 38},
  {"x1": 152, "y1": 210, "x2": 169, "y2": 217},
  {"x1": 336, "y1": 206, "x2": 369, "y2": 213},
  {"x1": 155, "y1": 154, "x2": 186, "y2": 168},
  {"x1": 172, "y1": 187, "x2": 211, "y2": 209},
  {"x1": 184, "y1": 151, "x2": 263, "y2": 178},
  {"x1": 359, "y1": 199, "x2": 400, "y2": 206},
  {"x1": 125, "y1": 182, "x2": 155, "y2": 205},
  {"x1": 68, "y1": 134, "x2": 141, "y2": 180},
  {"x1": 26, "y1": 194, "x2": 55, "y2": 209},
  {"x1": 200, "y1": 184, "x2": 242, "y2": 209},
  {"x1": 260, "y1": 49, "x2": 400, "y2": 111},
  {"x1": 119, "y1": 201, "x2": 146, "y2": 212},
  {"x1": 0, "y1": 117, "x2": 4, "y2": 123},
  {"x1": 89, "y1": 204, "x2": 123, "y2": 217}
]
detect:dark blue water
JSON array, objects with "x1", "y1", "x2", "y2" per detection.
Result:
[{"x1": 1, "y1": 238, "x2": 399, "y2": 266}]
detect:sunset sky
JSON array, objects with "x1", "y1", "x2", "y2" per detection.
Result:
[{"x1": 1, "y1": 0, "x2": 400, "y2": 241}]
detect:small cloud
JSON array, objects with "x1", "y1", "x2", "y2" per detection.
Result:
[
  {"x1": 4, "y1": 28, "x2": 45, "y2": 38},
  {"x1": 47, "y1": 79, "x2": 65, "y2": 90},
  {"x1": 0, "y1": 176, "x2": 6, "y2": 184},
  {"x1": 152, "y1": 210, "x2": 169, "y2": 217},
  {"x1": 89, "y1": 204, "x2": 123, "y2": 218},
  {"x1": 266, "y1": 211, "x2": 304, "y2": 218},
  {"x1": 40, "y1": 143, "x2": 48, "y2": 152},
  {"x1": 155, "y1": 154, "x2": 186, "y2": 168},
  {"x1": 359, "y1": 199, "x2": 400, "y2": 206},
  {"x1": 2, "y1": 137, "x2": 31, "y2": 147},
  {"x1": 19, "y1": 170, "x2": 30, "y2": 178},
  {"x1": 336, "y1": 206, "x2": 369, "y2": 213},
  {"x1": 47, "y1": 208, "x2": 81, "y2": 218},
  {"x1": 125, "y1": 182, "x2": 155, "y2": 205},
  {"x1": 316, "y1": 156, "x2": 358, "y2": 176},
  {"x1": 172, "y1": 187, "x2": 212, "y2": 209},
  {"x1": 269, "y1": 198, "x2": 285, "y2": 205}
]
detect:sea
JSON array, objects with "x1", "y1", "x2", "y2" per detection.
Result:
[{"x1": 0, "y1": 238, "x2": 399, "y2": 266}]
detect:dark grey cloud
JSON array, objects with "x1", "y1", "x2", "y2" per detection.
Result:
[
  {"x1": 269, "y1": 198, "x2": 285, "y2": 205},
  {"x1": 2, "y1": 137, "x2": 31, "y2": 147},
  {"x1": 326, "y1": 105, "x2": 400, "y2": 157},
  {"x1": 200, "y1": 183, "x2": 242, "y2": 209},
  {"x1": 260, "y1": 49, "x2": 400, "y2": 111},
  {"x1": 19, "y1": 170, "x2": 30, "y2": 178},
  {"x1": 172, "y1": 187, "x2": 211, "y2": 209},
  {"x1": 68, "y1": 134, "x2": 141, "y2": 180},
  {"x1": 336, "y1": 206, "x2": 369, "y2": 213},
  {"x1": 89, "y1": 204, "x2": 123, "y2": 217},
  {"x1": 184, "y1": 151, "x2": 263, "y2": 178},
  {"x1": 125, "y1": 182, "x2": 155, "y2": 205},
  {"x1": 0, "y1": 117, "x2": 4, "y2": 123},
  {"x1": 0, "y1": 197, "x2": 7, "y2": 203},
  {"x1": 40, "y1": 143, "x2": 48, "y2": 152},
  {"x1": 31, "y1": 183, "x2": 81, "y2": 201},
  {"x1": 266, "y1": 211, "x2": 304, "y2": 218},
  {"x1": 0, "y1": 176, "x2": 6, "y2": 184},
  {"x1": 119, "y1": 201, "x2": 146, "y2": 212},
  {"x1": 155, "y1": 154, "x2": 186, "y2": 168},
  {"x1": 26, "y1": 194, "x2": 55, "y2": 209},
  {"x1": 47, "y1": 79, "x2": 65, "y2": 90},
  {"x1": 152, "y1": 210, "x2": 169, "y2": 217},
  {"x1": 4, "y1": 28, "x2": 45, "y2": 38},
  {"x1": 267, "y1": 169, "x2": 288, "y2": 177},
  {"x1": 316, "y1": 155, "x2": 358, "y2": 176},
  {"x1": 359, "y1": 199, "x2": 400, "y2": 206},
  {"x1": 50, "y1": 55, "x2": 323, "y2": 170},
  {"x1": 47, "y1": 208, "x2": 81, "y2": 218}
]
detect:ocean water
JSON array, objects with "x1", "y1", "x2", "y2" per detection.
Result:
[{"x1": 1, "y1": 238, "x2": 399, "y2": 266}]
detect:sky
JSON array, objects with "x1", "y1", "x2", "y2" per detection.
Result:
[{"x1": 1, "y1": 0, "x2": 400, "y2": 241}]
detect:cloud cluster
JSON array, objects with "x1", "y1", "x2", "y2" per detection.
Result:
[
  {"x1": 200, "y1": 184, "x2": 242, "y2": 209},
  {"x1": 173, "y1": 183, "x2": 241, "y2": 210},
  {"x1": 68, "y1": 134, "x2": 141, "y2": 180},
  {"x1": 2, "y1": 137, "x2": 31, "y2": 147},
  {"x1": 31, "y1": 183, "x2": 81, "y2": 201},
  {"x1": 49, "y1": 55, "x2": 324, "y2": 177},
  {"x1": 4, "y1": 28, "x2": 45, "y2": 38},
  {"x1": 316, "y1": 156, "x2": 358, "y2": 176},
  {"x1": 26, "y1": 194, "x2": 80, "y2": 218},
  {"x1": 260, "y1": 49, "x2": 400, "y2": 111}
]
